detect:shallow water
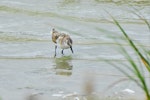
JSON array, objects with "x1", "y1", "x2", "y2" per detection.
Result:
[{"x1": 0, "y1": 0, "x2": 150, "y2": 100}]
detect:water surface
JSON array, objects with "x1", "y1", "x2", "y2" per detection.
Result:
[{"x1": 0, "y1": 0, "x2": 150, "y2": 100}]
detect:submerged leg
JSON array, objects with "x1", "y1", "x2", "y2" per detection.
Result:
[
  {"x1": 54, "y1": 45, "x2": 57, "y2": 57},
  {"x1": 61, "y1": 49, "x2": 64, "y2": 55},
  {"x1": 70, "y1": 46, "x2": 73, "y2": 53}
]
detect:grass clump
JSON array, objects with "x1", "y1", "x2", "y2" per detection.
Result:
[{"x1": 107, "y1": 13, "x2": 150, "y2": 100}]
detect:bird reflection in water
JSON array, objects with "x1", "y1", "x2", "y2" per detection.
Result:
[{"x1": 54, "y1": 56, "x2": 73, "y2": 76}]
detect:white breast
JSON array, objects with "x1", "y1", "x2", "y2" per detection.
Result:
[
  {"x1": 60, "y1": 40, "x2": 70, "y2": 49},
  {"x1": 56, "y1": 37, "x2": 70, "y2": 49}
]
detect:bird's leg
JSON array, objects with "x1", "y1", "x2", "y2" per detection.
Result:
[
  {"x1": 54, "y1": 45, "x2": 57, "y2": 57},
  {"x1": 70, "y1": 46, "x2": 73, "y2": 53},
  {"x1": 61, "y1": 49, "x2": 64, "y2": 55}
]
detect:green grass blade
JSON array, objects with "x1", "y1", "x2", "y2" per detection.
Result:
[
  {"x1": 110, "y1": 15, "x2": 150, "y2": 99},
  {"x1": 110, "y1": 15, "x2": 150, "y2": 72}
]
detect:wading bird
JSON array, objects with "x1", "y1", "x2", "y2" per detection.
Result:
[{"x1": 51, "y1": 28, "x2": 73, "y2": 57}]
